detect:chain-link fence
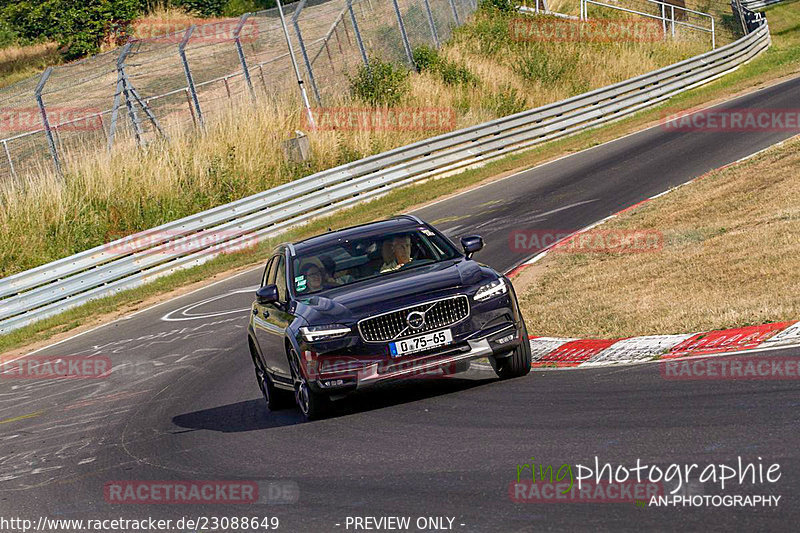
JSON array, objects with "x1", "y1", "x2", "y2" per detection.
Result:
[{"x1": 0, "y1": 0, "x2": 477, "y2": 182}]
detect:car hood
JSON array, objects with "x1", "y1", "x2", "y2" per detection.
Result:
[{"x1": 294, "y1": 259, "x2": 492, "y2": 324}]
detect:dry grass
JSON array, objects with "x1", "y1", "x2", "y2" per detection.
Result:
[
  {"x1": 0, "y1": 9, "x2": 709, "y2": 277},
  {"x1": 518, "y1": 135, "x2": 800, "y2": 338},
  {"x1": 0, "y1": 42, "x2": 61, "y2": 88}
]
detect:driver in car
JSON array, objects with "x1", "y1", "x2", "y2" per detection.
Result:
[{"x1": 380, "y1": 234, "x2": 413, "y2": 273}]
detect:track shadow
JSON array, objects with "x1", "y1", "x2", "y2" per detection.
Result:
[
  {"x1": 172, "y1": 374, "x2": 497, "y2": 432},
  {"x1": 171, "y1": 399, "x2": 304, "y2": 432}
]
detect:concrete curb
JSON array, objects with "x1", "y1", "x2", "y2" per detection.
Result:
[{"x1": 528, "y1": 321, "x2": 800, "y2": 368}]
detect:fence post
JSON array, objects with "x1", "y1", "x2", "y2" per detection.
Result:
[
  {"x1": 448, "y1": 0, "x2": 461, "y2": 26},
  {"x1": 290, "y1": 0, "x2": 323, "y2": 105},
  {"x1": 392, "y1": 0, "x2": 416, "y2": 69},
  {"x1": 711, "y1": 16, "x2": 715, "y2": 49},
  {"x1": 422, "y1": 0, "x2": 440, "y2": 48},
  {"x1": 2, "y1": 140, "x2": 16, "y2": 180},
  {"x1": 277, "y1": 0, "x2": 316, "y2": 129},
  {"x1": 234, "y1": 13, "x2": 256, "y2": 101},
  {"x1": 661, "y1": 3, "x2": 667, "y2": 37},
  {"x1": 671, "y1": 5, "x2": 675, "y2": 38},
  {"x1": 108, "y1": 43, "x2": 132, "y2": 152},
  {"x1": 121, "y1": 64, "x2": 144, "y2": 147},
  {"x1": 34, "y1": 67, "x2": 62, "y2": 176},
  {"x1": 347, "y1": 0, "x2": 369, "y2": 68},
  {"x1": 179, "y1": 26, "x2": 205, "y2": 129}
]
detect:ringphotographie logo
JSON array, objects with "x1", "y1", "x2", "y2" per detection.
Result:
[
  {"x1": 510, "y1": 17, "x2": 662, "y2": 43},
  {"x1": 661, "y1": 108, "x2": 800, "y2": 132},
  {"x1": 303, "y1": 107, "x2": 456, "y2": 132},
  {"x1": 0, "y1": 108, "x2": 103, "y2": 132},
  {"x1": 509, "y1": 229, "x2": 663, "y2": 254},
  {"x1": 1, "y1": 355, "x2": 112, "y2": 379},
  {"x1": 661, "y1": 356, "x2": 800, "y2": 380}
]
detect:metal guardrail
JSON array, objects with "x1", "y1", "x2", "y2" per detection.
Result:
[
  {"x1": 0, "y1": 18, "x2": 771, "y2": 335},
  {"x1": 742, "y1": 0, "x2": 786, "y2": 9}
]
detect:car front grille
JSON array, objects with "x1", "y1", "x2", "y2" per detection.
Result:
[{"x1": 358, "y1": 295, "x2": 470, "y2": 343}]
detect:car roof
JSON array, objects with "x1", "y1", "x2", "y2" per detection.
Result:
[{"x1": 290, "y1": 216, "x2": 424, "y2": 255}]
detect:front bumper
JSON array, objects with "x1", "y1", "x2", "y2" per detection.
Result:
[{"x1": 310, "y1": 321, "x2": 522, "y2": 391}]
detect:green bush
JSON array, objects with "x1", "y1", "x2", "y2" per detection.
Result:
[
  {"x1": 348, "y1": 59, "x2": 410, "y2": 107},
  {"x1": 412, "y1": 45, "x2": 479, "y2": 87},
  {"x1": 1, "y1": 0, "x2": 141, "y2": 59},
  {"x1": 482, "y1": 85, "x2": 527, "y2": 116},
  {"x1": 170, "y1": 0, "x2": 227, "y2": 16},
  {"x1": 479, "y1": 0, "x2": 517, "y2": 13},
  {"x1": 514, "y1": 50, "x2": 577, "y2": 85}
]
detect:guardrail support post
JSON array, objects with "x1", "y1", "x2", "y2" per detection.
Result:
[
  {"x1": 291, "y1": 0, "x2": 322, "y2": 105},
  {"x1": 234, "y1": 13, "x2": 256, "y2": 101},
  {"x1": 347, "y1": 0, "x2": 369, "y2": 68},
  {"x1": 422, "y1": 0, "x2": 440, "y2": 48},
  {"x1": 34, "y1": 67, "x2": 62, "y2": 176},
  {"x1": 392, "y1": 0, "x2": 416, "y2": 70},
  {"x1": 179, "y1": 26, "x2": 205, "y2": 129}
]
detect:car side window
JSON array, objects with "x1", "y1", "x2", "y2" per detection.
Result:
[
  {"x1": 261, "y1": 257, "x2": 275, "y2": 288},
  {"x1": 274, "y1": 256, "x2": 288, "y2": 303}
]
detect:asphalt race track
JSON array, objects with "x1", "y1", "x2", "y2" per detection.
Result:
[{"x1": 1, "y1": 77, "x2": 799, "y2": 532}]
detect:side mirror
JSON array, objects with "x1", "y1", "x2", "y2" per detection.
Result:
[
  {"x1": 256, "y1": 284, "x2": 279, "y2": 305},
  {"x1": 461, "y1": 235, "x2": 484, "y2": 259}
]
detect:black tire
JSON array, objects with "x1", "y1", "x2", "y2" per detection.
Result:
[
  {"x1": 251, "y1": 340, "x2": 292, "y2": 411},
  {"x1": 288, "y1": 348, "x2": 331, "y2": 420},
  {"x1": 491, "y1": 323, "x2": 532, "y2": 379}
]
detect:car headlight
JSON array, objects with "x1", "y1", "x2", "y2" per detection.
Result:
[
  {"x1": 474, "y1": 278, "x2": 508, "y2": 301},
  {"x1": 300, "y1": 324, "x2": 351, "y2": 342}
]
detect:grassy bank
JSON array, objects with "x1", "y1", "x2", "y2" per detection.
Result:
[
  {"x1": 517, "y1": 134, "x2": 800, "y2": 338},
  {"x1": 0, "y1": 6, "x2": 706, "y2": 277}
]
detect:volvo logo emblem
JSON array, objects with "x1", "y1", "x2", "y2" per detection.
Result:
[{"x1": 406, "y1": 311, "x2": 426, "y2": 329}]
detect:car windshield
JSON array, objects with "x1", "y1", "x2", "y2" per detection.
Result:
[{"x1": 291, "y1": 227, "x2": 460, "y2": 295}]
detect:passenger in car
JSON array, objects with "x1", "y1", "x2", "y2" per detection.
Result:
[
  {"x1": 320, "y1": 255, "x2": 355, "y2": 285},
  {"x1": 380, "y1": 235, "x2": 413, "y2": 273}
]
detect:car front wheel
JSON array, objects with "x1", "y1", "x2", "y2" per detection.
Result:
[
  {"x1": 288, "y1": 347, "x2": 331, "y2": 420},
  {"x1": 491, "y1": 323, "x2": 532, "y2": 379}
]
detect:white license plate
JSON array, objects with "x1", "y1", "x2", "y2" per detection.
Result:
[{"x1": 390, "y1": 329, "x2": 453, "y2": 357}]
